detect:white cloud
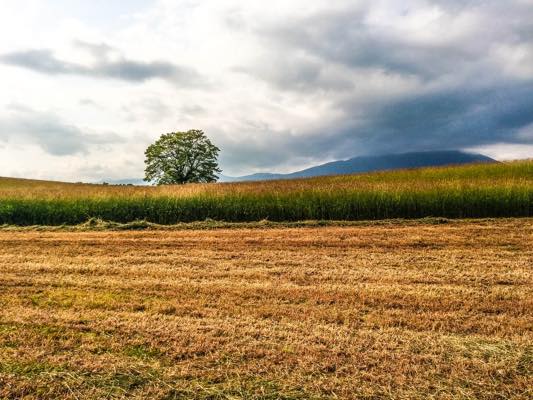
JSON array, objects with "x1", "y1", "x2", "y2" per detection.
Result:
[{"x1": 466, "y1": 144, "x2": 533, "y2": 161}]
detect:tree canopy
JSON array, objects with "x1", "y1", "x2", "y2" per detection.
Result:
[{"x1": 144, "y1": 130, "x2": 221, "y2": 185}]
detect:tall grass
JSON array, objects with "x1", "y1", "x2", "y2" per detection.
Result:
[{"x1": 1, "y1": 161, "x2": 532, "y2": 225}]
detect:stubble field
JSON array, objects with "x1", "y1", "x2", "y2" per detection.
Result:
[{"x1": 0, "y1": 219, "x2": 532, "y2": 399}]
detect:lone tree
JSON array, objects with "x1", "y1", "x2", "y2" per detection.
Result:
[{"x1": 144, "y1": 130, "x2": 221, "y2": 185}]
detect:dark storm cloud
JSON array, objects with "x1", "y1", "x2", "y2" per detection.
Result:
[
  {"x1": 222, "y1": 81, "x2": 533, "y2": 174},
  {"x1": 257, "y1": 1, "x2": 533, "y2": 81},
  {"x1": 0, "y1": 47, "x2": 205, "y2": 86},
  {"x1": 254, "y1": 8, "x2": 485, "y2": 83},
  {"x1": 0, "y1": 107, "x2": 121, "y2": 155},
  {"x1": 218, "y1": 0, "x2": 533, "y2": 172},
  {"x1": 343, "y1": 83, "x2": 533, "y2": 155},
  {"x1": 234, "y1": 56, "x2": 354, "y2": 93},
  {"x1": 218, "y1": 84, "x2": 532, "y2": 173}
]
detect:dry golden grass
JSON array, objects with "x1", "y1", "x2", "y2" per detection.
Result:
[
  {"x1": 1, "y1": 161, "x2": 532, "y2": 200},
  {"x1": 1, "y1": 161, "x2": 532, "y2": 225},
  {"x1": 0, "y1": 219, "x2": 532, "y2": 399}
]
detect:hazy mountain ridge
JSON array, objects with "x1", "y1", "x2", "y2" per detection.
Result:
[{"x1": 220, "y1": 151, "x2": 496, "y2": 182}]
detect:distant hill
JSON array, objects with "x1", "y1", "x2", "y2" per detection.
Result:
[
  {"x1": 220, "y1": 151, "x2": 496, "y2": 182},
  {"x1": 100, "y1": 178, "x2": 146, "y2": 186}
]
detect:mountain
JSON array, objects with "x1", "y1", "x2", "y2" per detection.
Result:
[{"x1": 220, "y1": 150, "x2": 496, "y2": 182}]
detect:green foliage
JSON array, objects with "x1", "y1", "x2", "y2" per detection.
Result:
[
  {"x1": 0, "y1": 161, "x2": 531, "y2": 225},
  {"x1": 144, "y1": 129, "x2": 221, "y2": 185}
]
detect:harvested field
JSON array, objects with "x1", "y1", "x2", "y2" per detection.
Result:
[{"x1": 0, "y1": 219, "x2": 532, "y2": 399}]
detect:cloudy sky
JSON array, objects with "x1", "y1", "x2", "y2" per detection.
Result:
[{"x1": 1, "y1": 0, "x2": 532, "y2": 181}]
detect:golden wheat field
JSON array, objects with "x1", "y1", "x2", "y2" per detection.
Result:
[{"x1": 0, "y1": 219, "x2": 531, "y2": 399}]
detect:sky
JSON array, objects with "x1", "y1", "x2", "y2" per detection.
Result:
[{"x1": 0, "y1": 0, "x2": 532, "y2": 182}]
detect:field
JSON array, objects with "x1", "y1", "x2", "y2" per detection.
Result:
[
  {"x1": 1, "y1": 161, "x2": 532, "y2": 225},
  {"x1": 1, "y1": 219, "x2": 531, "y2": 399}
]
